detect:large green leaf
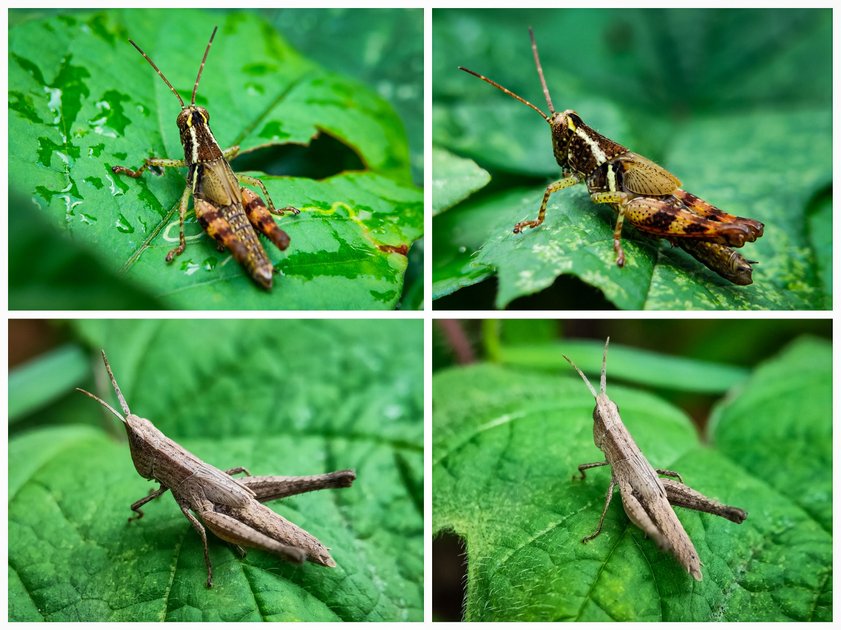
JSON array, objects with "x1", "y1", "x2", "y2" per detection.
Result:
[
  {"x1": 9, "y1": 320, "x2": 423, "y2": 621},
  {"x1": 9, "y1": 10, "x2": 422, "y2": 309},
  {"x1": 432, "y1": 9, "x2": 831, "y2": 309},
  {"x1": 433, "y1": 337, "x2": 831, "y2": 621},
  {"x1": 432, "y1": 147, "x2": 490, "y2": 216}
]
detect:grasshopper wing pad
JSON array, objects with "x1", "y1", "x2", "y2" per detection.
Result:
[
  {"x1": 180, "y1": 467, "x2": 256, "y2": 508},
  {"x1": 618, "y1": 478, "x2": 703, "y2": 580},
  {"x1": 618, "y1": 153, "x2": 682, "y2": 195}
]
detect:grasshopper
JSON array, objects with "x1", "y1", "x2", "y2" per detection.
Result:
[
  {"x1": 459, "y1": 29, "x2": 764, "y2": 284},
  {"x1": 564, "y1": 338, "x2": 746, "y2": 581},
  {"x1": 77, "y1": 350, "x2": 355, "y2": 588},
  {"x1": 112, "y1": 26, "x2": 299, "y2": 290}
]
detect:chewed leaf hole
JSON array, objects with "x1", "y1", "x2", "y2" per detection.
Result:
[{"x1": 232, "y1": 131, "x2": 365, "y2": 180}]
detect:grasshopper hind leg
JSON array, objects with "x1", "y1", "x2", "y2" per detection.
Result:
[
  {"x1": 194, "y1": 198, "x2": 274, "y2": 289},
  {"x1": 241, "y1": 187, "x2": 293, "y2": 252},
  {"x1": 237, "y1": 174, "x2": 300, "y2": 218}
]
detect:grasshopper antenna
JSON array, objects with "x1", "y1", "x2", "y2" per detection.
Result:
[
  {"x1": 76, "y1": 388, "x2": 126, "y2": 424},
  {"x1": 191, "y1": 26, "x2": 218, "y2": 105},
  {"x1": 528, "y1": 27, "x2": 555, "y2": 115},
  {"x1": 562, "y1": 351, "x2": 598, "y2": 399},
  {"x1": 128, "y1": 37, "x2": 185, "y2": 108},
  {"x1": 458, "y1": 67, "x2": 550, "y2": 122},
  {"x1": 99, "y1": 350, "x2": 132, "y2": 417},
  {"x1": 75, "y1": 350, "x2": 131, "y2": 424},
  {"x1": 601, "y1": 337, "x2": 610, "y2": 395}
]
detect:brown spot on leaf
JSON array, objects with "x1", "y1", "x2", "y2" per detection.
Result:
[{"x1": 378, "y1": 244, "x2": 409, "y2": 256}]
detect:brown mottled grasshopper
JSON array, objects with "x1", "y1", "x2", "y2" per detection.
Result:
[
  {"x1": 77, "y1": 351, "x2": 355, "y2": 587},
  {"x1": 460, "y1": 29, "x2": 764, "y2": 284},
  {"x1": 112, "y1": 26, "x2": 299, "y2": 290},
  {"x1": 564, "y1": 338, "x2": 746, "y2": 581}
]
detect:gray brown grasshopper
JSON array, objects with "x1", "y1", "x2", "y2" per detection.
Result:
[
  {"x1": 564, "y1": 338, "x2": 746, "y2": 580},
  {"x1": 460, "y1": 29, "x2": 764, "y2": 285},
  {"x1": 77, "y1": 350, "x2": 355, "y2": 587},
  {"x1": 112, "y1": 27, "x2": 299, "y2": 290}
]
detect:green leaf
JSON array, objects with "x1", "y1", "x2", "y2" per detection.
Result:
[
  {"x1": 9, "y1": 344, "x2": 89, "y2": 423},
  {"x1": 433, "y1": 338, "x2": 831, "y2": 621},
  {"x1": 9, "y1": 320, "x2": 423, "y2": 621},
  {"x1": 271, "y1": 8, "x2": 423, "y2": 185},
  {"x1": 432, "y1": 147, "x2": 490, "y2": 215},
  {"x1": 9, "y1": 10, "x2": 422, "y2": 309},
  {"x1": 431, "y1": 188, "x2": 499, "y2": 300},
  {"x1": 433, "y1": 9, "x2": 831, "y2": 309}
]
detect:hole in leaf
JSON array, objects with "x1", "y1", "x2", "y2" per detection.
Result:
[
  {"x1": 433, "y1": 531, "x2": 467, "y2": 621},
  {"x1": 231, "y1": 131, "x2": 365, "y2": 180}
]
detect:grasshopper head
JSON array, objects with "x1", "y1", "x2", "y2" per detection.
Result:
[
  {"x1": 76, "y1": 351, "x2": 160, "y2": 480},
  {"x1": 176, "y1": 105, "x2": 210, "y2": 130},
  {"x1": 549, "y1": 110, "x2": 583, "y2": 170},
  {"x1": 123, "y1": 414, "x2": 162, "y2": 480},
  {"x1": 563, "y1": 338, "x2": 614, "y2": 449}
]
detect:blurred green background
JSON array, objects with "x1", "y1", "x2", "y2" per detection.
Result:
[
  {"x1": 432, "y1": 318, "x2": 831, "y2": 620},
  {"x1": 9, "y1": 8, "x2": 423, "y2": 310},
  {"x1": 433, "y1": 8, "x2": 831, "y2": 309}
]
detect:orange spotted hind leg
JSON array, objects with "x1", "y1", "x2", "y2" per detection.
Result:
[
  {"x1": 241, "y1": 187, "x2": 295, "y2": 252},
  {"x1": 193, "y1": 198, "x2": 275, "y2": 289},
  {"x1": 194, "y1": 199, "x2": 251, "y2": 261}
]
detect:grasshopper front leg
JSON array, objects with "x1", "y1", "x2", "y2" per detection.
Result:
[
  {"x1": 582, "y1": 477, "x2": 617, "y2": 543},
  {"x1": 574, "y1": 461, "x2": 609, "y2": 481},
  {"x1": 128, "y1": 485, "x2": 168, "y2": 522},
  {"x1": 112, "y1": 156, "x2": 187, "y2": 179},
  {"x1": 513, "y1": 174, "x2": 579, "y2": 234}
]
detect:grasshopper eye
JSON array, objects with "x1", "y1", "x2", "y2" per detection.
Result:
[{"x1": 197, "y1": 107, "x2": 210, "y2": 124}]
